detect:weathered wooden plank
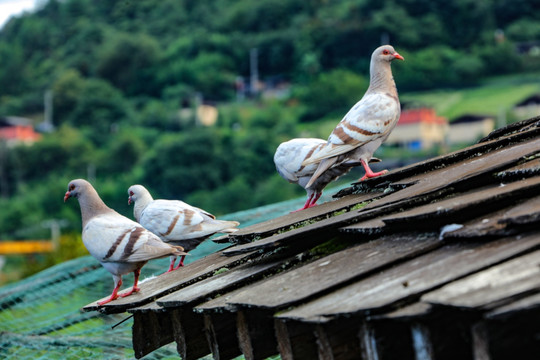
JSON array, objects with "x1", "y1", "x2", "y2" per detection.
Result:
[
  {"x1": 422, "y1": 250, "x2": 540, "y2": 310},
  {"x1": 237, "y1": 308, "x2": 278, "y2": 360},
  {"x1": 277, "y1": 233, "x2": 540, "y2": 322},
  {"x1": 156, "y1": 260, "x2": 283, "y2": 307},
  {"x1": 486, "y1": 292, "x2": 540, "y2": 320},
  {"x1": 338, "y1": 218, "x2": 386, "y2": 235},
  {"x1": 442, "y1": 194, "x2": 540, "y2": 239},
  {"x1": 226, "y1": 192, "x2": 384, "y2": 243},
  {"x1": 477, "y1": 116, "x2": 540, "y2": 143},
  {"x1": 84, "y1": 250, "x2": 255, "y2": 314},
  {"x1": 495, "y1": 157, "x2": 540, "y2": 179},
  {"x1": 371, "y1": 302, "x2": 432, "y2": 321},
  {"x1": 226, "y1": 234, "x2": 442, "y2": 309},
  {"x1": 381, "y1": 177, "x2": 540, "y2": 231},
  {"x1": 221, "y1": 210, "x2": 363, "y2": 256},
  {"x1": 132, "y1": 308, "x2": 176, "y2": 359},
  {"x1": 274, "y1": 319, "x2": 318, "y2": 360},
  {"x1": 204, "y1": 312, "x2": 242, "y2": 360}
]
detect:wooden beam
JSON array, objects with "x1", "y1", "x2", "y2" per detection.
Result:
[
  {"x1": 314, "y1": 317, "x2": 362, "y2": 360},
  {"x1": 172, "y1": 308, "x2": 210, "y2": 360},
  {"x1": 274, "y1": 318, "x2": 318, "y2": 360},
  {"x1": 132, "y1": 307, "x2": 176, "y2": 359},
  {"x1": 204, "y1": 312, "x2": 242, "y2": 360},
  {"x1": 359, "y1": 320, "x2": 416, "y2": 360},
  {"x1": 237, "y1": 308, "x2": 278, "y2": 360}
]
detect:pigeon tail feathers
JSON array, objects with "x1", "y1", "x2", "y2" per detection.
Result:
[{"x1": 305, "y1": 157, "x2": 338, "y2": 189}]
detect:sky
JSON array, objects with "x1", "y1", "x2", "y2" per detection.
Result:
[{"x1": 0, "y1": 0, "x2": 37, "y2": 29}]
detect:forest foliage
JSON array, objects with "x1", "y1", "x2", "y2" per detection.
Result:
[{"x1": 1, "y1": 0, "x2": 540, "y2": 254}]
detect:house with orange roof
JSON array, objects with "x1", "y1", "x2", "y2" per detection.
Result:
[
  {"x1": 386, "y1": 108, "x2": 448, "y2": 150},
  {"x1": 0, "y1": 117, "x2": 41, "y2": 146}
]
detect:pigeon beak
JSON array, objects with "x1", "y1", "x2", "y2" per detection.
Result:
[
  {"x1": 64, "y1": 191, "x2": 71, "y2": 202},
  {"x1": 128, "y1": 197, "x2": 132, "y2": 205},
  {"x1": 393, "y1": 52, "x2": 404, "y2": 61}
]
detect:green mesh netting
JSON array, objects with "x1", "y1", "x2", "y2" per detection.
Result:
[{"x1": 0, "y1": 188, "x2": 344, "y2": 359}]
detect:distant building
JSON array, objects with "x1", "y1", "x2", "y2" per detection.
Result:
[
  {"x1": 0, "y1": 117, "x2": 41, "y2": 146},
  {"x1": 386, "y1": 108, "x2": 448, "y2": 150},
  {"x1": 448, "y1": 114, "x2": 495, "y2": 145},
  {"x1": 513, "y1": 93, "x2": 540, "y2": 120}
]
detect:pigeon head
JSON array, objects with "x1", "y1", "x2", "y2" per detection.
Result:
[
  {"x1": 127, "y1": 184, "x2": 146, "y2": 205},
  {"x1": 64, "y1": 179, "x2": 89, "y2": 202},
  {"x1": 374, "y1": 45, "x2": 404, "y2": 62}
]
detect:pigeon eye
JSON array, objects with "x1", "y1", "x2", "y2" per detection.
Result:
[
  {"x1": 383, "y1": 50, "x2": 390, "y2": 55},
  {"x1": 130, "y1": 191, "x2": 134, "y2": 196},
  {"x1": 70, "y1": 184, "x2": 75, "y2": 190}
]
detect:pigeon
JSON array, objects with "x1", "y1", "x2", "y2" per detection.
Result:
[
  {"x1": 303, "y1": 45, "x2": 404, "y2": 188},
  {"x1": 64, "y1": 179, "x2": 187, "y2": 305},
  {"x1": 274, "y1": 138, "x2": 380, "y2": 211},
  {"x1": 127, "y1": 184, "x2": 240, "y2": 272}
]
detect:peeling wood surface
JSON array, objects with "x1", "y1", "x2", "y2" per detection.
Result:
[
  {"x1": 381, "y1": 176, "x2": 540, "y2": 230},
  {"x1": 226, "y1": 192, "x2": 384, "y2": 243},
  {"x1": 225, "y1": 235, "x2": 441, "y2": 309},
  {"x1": 443, "y1": 194, "x2": 540, "y2": 239},
  {"x1": 277, "y1": 234, "x2": 540, "y2": 322},
  {"x1": 156, "y1": 260, "x2": 283, "y2": 307},
  {"x1": 422, "y1": 250, "x2": 540, "y2": 310},
  {"x1": 486, "y1": 292, "x2": 540, "y2": 320}
]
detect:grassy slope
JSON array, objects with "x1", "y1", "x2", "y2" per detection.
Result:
[{"x1": 401, "y1": 72, "x2": 540, "y2": 120}]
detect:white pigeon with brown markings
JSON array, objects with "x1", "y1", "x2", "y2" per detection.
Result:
[
  {"x1": 303, "y1": 45, "x2": 404, "y2": 188},
  {"x1": 127, "y1": 184, "x2": 240, "y2": 272},
  {"x1": 64, "y1": 179, "x2": 187, "y2": 306},
  {"x1": 275, "y1": 138, "x2": 380, "y2": 211}
]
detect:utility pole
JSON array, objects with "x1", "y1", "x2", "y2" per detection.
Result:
[
  {"x1": 250, "y1": 48, "x2": 259, "y2": 97},
  {"x1": 40, "y1": 89, "x2": 54, "y2": 132},
  {"x1": 0, "y1": 139, "x2": 7, "y2": 198}
]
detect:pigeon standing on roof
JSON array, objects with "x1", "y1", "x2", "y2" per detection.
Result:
[
  {"x1": 127, "y1": 185, "x2": 240, "y2": 272},
  {"x1": 64, "y1": 179, "x2": 187, "y2": 305},
  {"x1": 303, "y1": 45, "x2": 404, "y2": 188},
  {"x1": 274, "y1": 138, "x2": 381, "y2": 211}
]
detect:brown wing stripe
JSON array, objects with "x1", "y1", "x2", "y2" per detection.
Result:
[
  {"x1": 343, "y1": 121, "x2": 380, "y2": 136},
  {"x1": 161, "y1": 213, "x2": 181, "y2": 236},
  {"x1": 183, "y1": 209, "x2": 195, "y2": 226},
  {"x1": 104, "y1": 228, "x2": 131, "y2": 260},
  {"x1": 121, "y1": 227, "x2": 145, "y2": 260}
]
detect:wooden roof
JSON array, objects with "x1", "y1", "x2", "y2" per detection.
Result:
[{"x1": 83, "y1": 116, "x2": 540, "y2": 360}]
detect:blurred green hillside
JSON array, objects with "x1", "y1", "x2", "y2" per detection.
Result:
[{"x1": 1, "y1": 0, "x2": 540, "y2": 281}]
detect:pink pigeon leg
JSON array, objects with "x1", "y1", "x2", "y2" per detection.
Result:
[
  {"x1": 166, "y1": 255, "x2": 177, "y2": 273},
  {"x1": 120, "y1": 268, "x2": 141, "y2": 298},
  {"x1": 309, "y1": 192, "x2": 322, "y2": 207},
  {"x1": 98, "y1": 276, "x2": 122, "y2": 305},
  {"x1": 359, "y1": 159, "x2": 388, "y2": 181},
  {"x1": 291, "y1": 194, "x2": 315, "y2": 213},
  {"x1": 173, "y1": 255, "x2": 187, "y2": 270}
]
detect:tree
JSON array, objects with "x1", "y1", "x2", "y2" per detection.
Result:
[{"x1": 96, "y1": 31, "x2": 162, "y2": 96}]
